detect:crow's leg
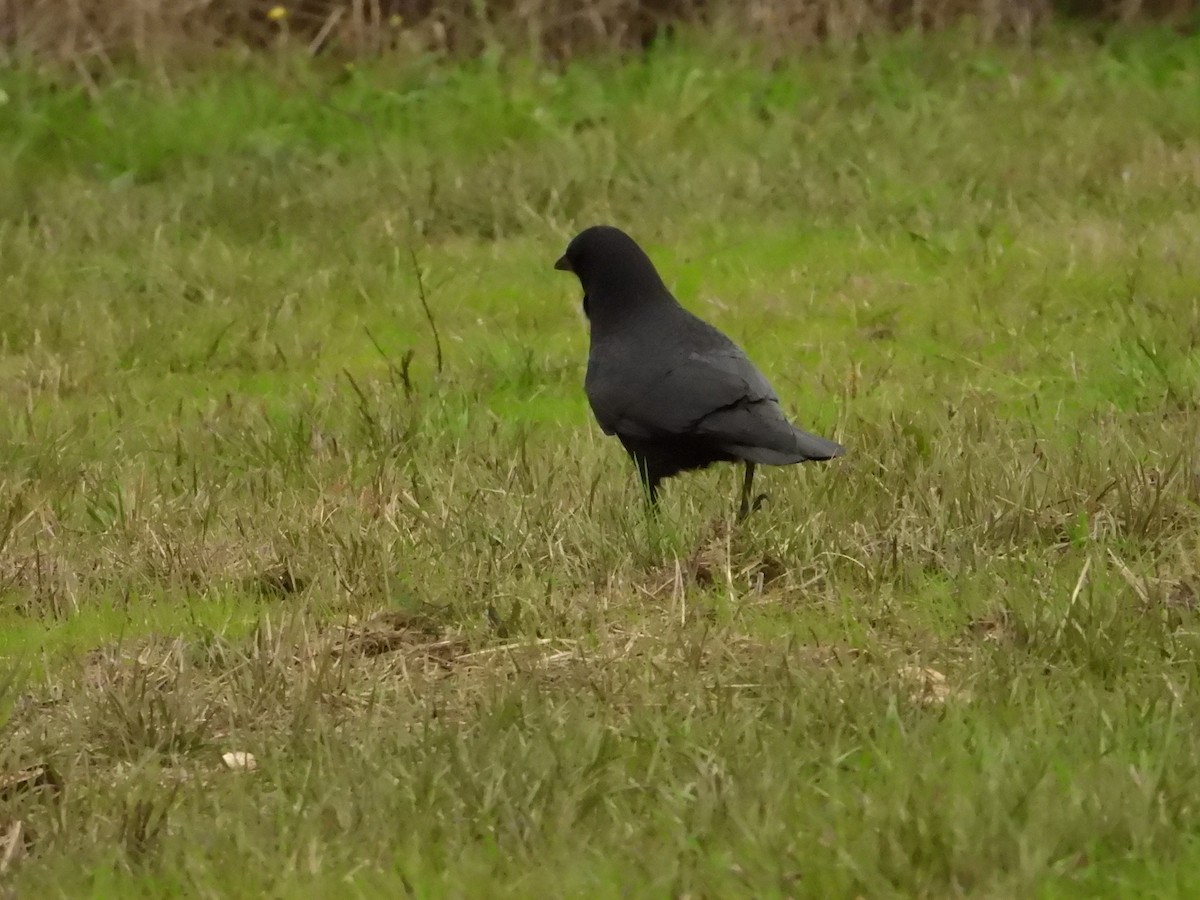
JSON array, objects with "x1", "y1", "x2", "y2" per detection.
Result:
[
  {"x1": 632, "y1": 453, "x2": 661, "y2": 512},
  {"x1": 737, "y1": 462, "x2": 770, "y2": 521},
  {"x1": 737, "y1": 462, "x2": 756, "y2": 521}
]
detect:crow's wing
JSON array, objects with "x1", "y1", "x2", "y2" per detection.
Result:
[{"x1": 589, "y1": 347, "x2": 842, "y2": 462}]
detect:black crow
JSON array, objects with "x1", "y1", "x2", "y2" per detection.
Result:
[{"x1": 555, "y1": 225, "x2": 845, "y2": 519}]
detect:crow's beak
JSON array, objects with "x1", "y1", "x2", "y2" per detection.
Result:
[{"x1": 554, "y1": 255, "x2": 572, "y2": 272}]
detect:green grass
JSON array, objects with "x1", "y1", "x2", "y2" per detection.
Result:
[{"x1": 1, "y1": 25, "x2": 1200, "y2": 896}]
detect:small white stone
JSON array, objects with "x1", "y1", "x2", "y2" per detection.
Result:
[{"x1": 221, "y1": 751, "x2": 258, "y2": 772}]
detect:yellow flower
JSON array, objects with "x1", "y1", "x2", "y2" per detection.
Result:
[{"x1": 266, "y1": 5, "x2": 287, "y2": 22}]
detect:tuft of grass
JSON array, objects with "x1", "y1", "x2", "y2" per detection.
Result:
[{"x1": 0, "y1": 28, "x2": 1200, "y2": 895}]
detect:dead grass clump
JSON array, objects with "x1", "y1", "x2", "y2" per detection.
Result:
[{"x1": 326, "y1": 608, "x2": 464, "y2": 661}]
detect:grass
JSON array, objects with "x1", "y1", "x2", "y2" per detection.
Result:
[{"x1": 1, "y1": 25, "x2": 1200, "y2": 895}]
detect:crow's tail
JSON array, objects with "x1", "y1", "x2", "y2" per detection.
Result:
[
  {"x1": 793, "y1": 428, "x2": 845, "y2": 461},
  {"x1": 728, "y1": 427, "x2": 845, "y2": 466}
]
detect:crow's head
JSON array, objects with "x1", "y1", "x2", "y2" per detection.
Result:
[{"x1": 555, "y1": 226, "x2": 671, "y2": 323}]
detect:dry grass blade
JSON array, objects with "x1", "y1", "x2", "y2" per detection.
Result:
[{"x1": 0, "y1": 820, "x2": 28, "y2": 875}]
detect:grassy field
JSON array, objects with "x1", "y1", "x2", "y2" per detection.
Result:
[{"x1": 1, "y1": 26, "x2": 1200, "y2": 896}]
